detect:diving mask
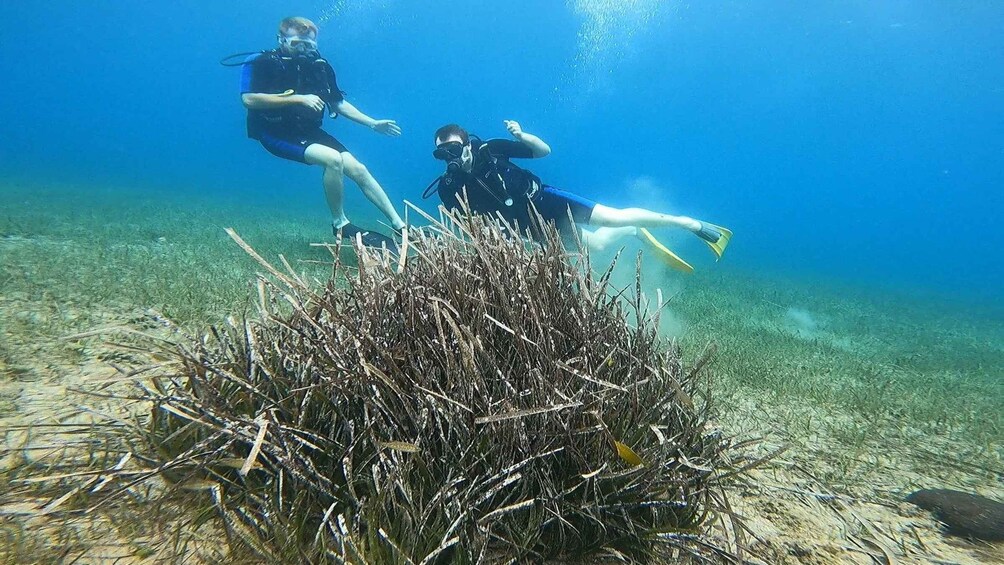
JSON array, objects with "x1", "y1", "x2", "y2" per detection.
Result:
[
  {"x1": 278, "y1": 33, "x2": 319, "y2": 55},
  {"x1": 433, "y1": 141, "x2": 465, "y2": 162},
  {"x1": 433, "y1": 141, "x2": 468, "y2": 172}
]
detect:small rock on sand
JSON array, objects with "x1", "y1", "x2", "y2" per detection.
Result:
[{"x1": 906, "y1": 488, "x2": 1004, "y2": 542}]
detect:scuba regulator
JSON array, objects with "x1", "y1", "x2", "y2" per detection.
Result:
[{"x1": 424, "y1": 140, "x2": 515, "y2": 207}]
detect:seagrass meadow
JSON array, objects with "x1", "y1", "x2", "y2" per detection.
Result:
[{"x1": 1, "y1": 184, "x2": 1002, "y2": 563}]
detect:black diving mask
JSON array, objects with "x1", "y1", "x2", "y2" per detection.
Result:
[
  {"x1": 433, "y1": 141, "x2": 464, "y2": 161},
  {"x1": 433, "y1": 141, "x2": 467, "y2": 172}
]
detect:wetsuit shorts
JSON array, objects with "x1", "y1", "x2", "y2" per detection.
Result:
[
  {"x1": 259, "y1": 128, "x2": 348, "y2": 164},
  {"x1": 535, "y1": 186, "x2": 596, "y2": 233}
]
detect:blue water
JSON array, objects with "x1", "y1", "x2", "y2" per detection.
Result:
[{"x1": 1, "y1": 1, "x2": 1001, "y2": 304}]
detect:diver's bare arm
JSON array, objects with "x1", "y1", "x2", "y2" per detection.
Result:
[
  {"x1": 505, "y1": 120, "x2": 550, "y2": 157},
  {"x1": 334, "y1": 100, "x2": 402, "y2": 136},
  {"x1": 332, "y1": 99, "x2": 375, "y2": 126},
  {"x1": 241, "y1": 93, "x2": 323, "y2": 112},
  {"x1": 518, "y1": 132, "x2": 551, "y2": 158}
]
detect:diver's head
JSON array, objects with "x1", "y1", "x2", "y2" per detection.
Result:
[
  {"x1": 277, "y1": 16, "x2": 319, "y2": 57},
  {"x1": 434, "y1": 124, "x2": 474, "y2": 173}
]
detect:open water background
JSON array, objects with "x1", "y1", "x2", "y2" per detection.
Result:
[{"x1": 1, "y1": 1, "x2": 1001, "y2": 308}]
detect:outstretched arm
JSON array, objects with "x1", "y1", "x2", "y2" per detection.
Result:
[
  {"x1": 505, "y1": 120, "x2": 550, "y2": 157},
  {"x1": 334, "y1": 99, "x2": 402, "y2": 137}
]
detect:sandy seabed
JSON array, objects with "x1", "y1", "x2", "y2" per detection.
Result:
[{"x1": 1, "y1": 184, "x2": 1001, "y2": 563}]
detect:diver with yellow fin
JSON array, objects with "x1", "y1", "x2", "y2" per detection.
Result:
[{"x1": 425, "y1": 122, "x2": 732, "y2": 272}]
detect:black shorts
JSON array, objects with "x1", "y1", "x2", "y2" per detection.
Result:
[{"x1": 258, "y1": 128, "x2": 348, "y2": 164}]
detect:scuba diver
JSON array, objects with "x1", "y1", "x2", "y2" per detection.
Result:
[
  {"x1": 237, "y1": 17, "x2": 403, "y2": 249},
  {"x1": 426, "y1": 122, "x2": 732, "y2": 273}
]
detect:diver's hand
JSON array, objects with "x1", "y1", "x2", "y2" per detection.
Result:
[
  {"x1": 294, "y1": 94, "x2": 325, "y2": 113},
  {"x1": 506, "y1": 120, "x2": 550, "y2": 157},
  {"x1": 504, "y1": 120, "x2": 524, "y2": 140},
  {"x1": 372, "y1": 120, "x2": 402, "y2": 137}
]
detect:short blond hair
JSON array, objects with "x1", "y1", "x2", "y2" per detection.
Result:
[{"x1": 279, "y1": 17, "x2": 318, "y2": 37}]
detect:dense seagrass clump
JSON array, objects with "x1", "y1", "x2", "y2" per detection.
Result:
[{"x1": 44, "y1": 212, "x2": 738, "y2": 563}]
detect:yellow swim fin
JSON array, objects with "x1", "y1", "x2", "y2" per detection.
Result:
[
  {"x1": 696, "y1": 222, "x2": 732, "y2": 260},
  {"x1": 638, "y1": 228, "x2": 694, "y2": 274}
]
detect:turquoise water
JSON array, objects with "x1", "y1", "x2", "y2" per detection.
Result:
[
  {"x1": 1, "y1": 5, "x2": 1002, "y2": 560},
  {"x1": 1, "y1": 1, "x2": 1001, "y2": 307}
]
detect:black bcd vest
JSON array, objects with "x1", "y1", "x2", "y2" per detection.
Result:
[{"x1": 246, "y1": 50, "x2": 342, "y2": 137}]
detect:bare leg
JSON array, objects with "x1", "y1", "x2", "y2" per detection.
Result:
[
  {"x1": 304, "y1": 144, "x2": 348, "y2": 227},
  {"x1": 580, "y1": 226, "x2": 638, "y2": 252},
  {"x1": 582, "y1": 202, "x2": 729, "y2": 267},
  {"x1": 341, "y1": 152, "x2": 406, "y2": 231},
  {"x1": 588, "y1": 204, "x2": 702, "y2": 232}
]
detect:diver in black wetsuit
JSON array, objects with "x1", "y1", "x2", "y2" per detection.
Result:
[
  {"x1": 239, "y1": 16, "x2": 402, "y2": 249},
  {"x1": 428, "y1": 122, "x2": 733, "y2": 273}
]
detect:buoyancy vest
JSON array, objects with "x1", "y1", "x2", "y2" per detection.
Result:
[
  {"x1": 439, "y1": 136, "x2": 543, "y2": 213},
  {"x1": 244, "y1": 50, "x2": 344, "y2": 137}
]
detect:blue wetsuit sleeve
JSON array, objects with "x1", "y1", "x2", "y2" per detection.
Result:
[{"x1": 239, "y1": 54, "x2": 263, "y2": 94}]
